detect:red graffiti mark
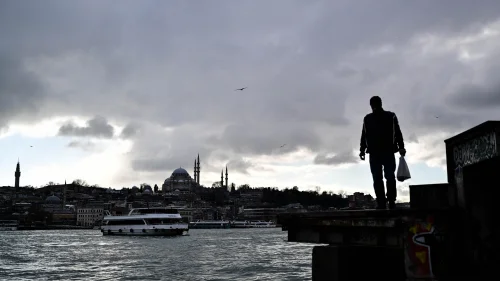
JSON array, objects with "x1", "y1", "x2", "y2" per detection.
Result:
[{"x1": 405, "y1": 221, "x2": 434, "y2": 278}]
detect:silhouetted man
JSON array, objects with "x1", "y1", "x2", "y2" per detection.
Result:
[{"x1": 359, "y1": 96, "x2": 405, "y2": 209}]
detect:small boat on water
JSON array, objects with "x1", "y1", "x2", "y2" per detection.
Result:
[
  {"x1": 247, "y1": 221, "x2": 276, "y2": 228},
  {"x1": 0, "y1": 220, "x2": 18, "y2": 231},
  {"x1": 230, "y1": 220, "x2": 277, "y2": 228},
  {"x1": 188, "y1": 220, "x2": 230, "y2": 229},
  {"x1": 187, "y1": 220, "x2": 277, "y2": 229},
  {"x1": 230, "y1": 220, "x2": 250, "y2": 228},
  {"x1": 101, "y1": 207, "x2": 188, "y2": 236}
]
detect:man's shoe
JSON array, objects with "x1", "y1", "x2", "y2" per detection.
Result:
[
  {"x1": 388, "y1": 201, "x2": 396, "y2": 209},
  {"x1": 376, "y1": 202, "x2": 386, "y2": 209}
]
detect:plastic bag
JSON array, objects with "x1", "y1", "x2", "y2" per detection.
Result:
[{"x1": 397, "y1": 156, "x2": 411, "y2": 182}]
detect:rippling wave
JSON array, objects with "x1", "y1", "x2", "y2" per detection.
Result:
[{"x1": 0, "y1": 228, "x2": 314, "y2": 280}]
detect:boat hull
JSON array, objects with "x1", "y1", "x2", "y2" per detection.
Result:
[
  {"x1": 102, "y1": 229, "x2": 187, "y2": 236},
  {"x1": 0, "y1": 226, "x2": 17, "y2": 231},
  {"x1": 101, "y1": 224, "x2": 189, "y2": 236}
]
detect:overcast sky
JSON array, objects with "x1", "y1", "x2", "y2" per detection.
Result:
[{"x1": 1, "y1": 1, "x2": 499, "y2": 201}]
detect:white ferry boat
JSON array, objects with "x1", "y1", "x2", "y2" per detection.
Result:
[
  {"x1": 0, "y1": 220, "x2": 18, "y2": 231},
  {"x1": 101, "y1": 207, "x2": 188, "y2": 236}
]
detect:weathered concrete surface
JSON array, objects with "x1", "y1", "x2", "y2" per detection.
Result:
[
  {"x1": 444, "y1": 120, "x2": 500, "y2": 278},
  {"x1": 409, "y1": 183, "x2": 449, "y2": 209},
  {"x1": 312, "y1": 245, "x2": 405, "y2": 281},
  {"x1": 278, "y1": 208, "x2": 450, "y2": 247},
  {"x1": 444, "y1": 120, "x2": 500, "y2": 209},
  {"x1": 279, "y1": 208, "x2": 453, "y2": 279}
]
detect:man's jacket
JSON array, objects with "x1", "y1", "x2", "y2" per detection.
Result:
[{"x1": 360, "y1": 108, "x2": 405, "y2": 154}]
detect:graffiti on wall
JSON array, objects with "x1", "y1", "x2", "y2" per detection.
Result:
[
  {"x1": 452, "y1": 132, "x2": 497, "y2": 168},
  {"x1": 455, "y1": 165, "x2": 465, "y2": 207},
  {"x1": 404, "y1": 216, "x2": 444, "y2": 279}
]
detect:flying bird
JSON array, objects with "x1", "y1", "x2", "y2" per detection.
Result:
[
  {"x1": 30, "y1": 145, "x2": 33, "y2": 147},
  {"x1": 280, "y1": 144, "x2": 286, "y2": 148},
  {"x1": 235, "y1": 87, "x2": 247, "y2": 91}
]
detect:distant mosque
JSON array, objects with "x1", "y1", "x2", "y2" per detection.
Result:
[
  {"x1": 13, "y1": 154, "x2": 230, "y2": 197},
  {"x1": 161, "y1": 154, "x2": 229, "y2": 192},
  {"x1": 12, "y1": 160, "x2": 69, "y2": 212}
]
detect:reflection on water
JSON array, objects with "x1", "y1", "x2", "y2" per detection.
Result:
[{"x1": 0, "y1": 228, "x2": 313, "y2": 281}]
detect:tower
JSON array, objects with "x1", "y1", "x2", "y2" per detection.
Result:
[
  {"x1": 221, "y1": 169, "x2": 223, "y2": 188},
  {"x1": 225, "y1": 166, "x2": 228, "y2": 190},
  {"x1": 196, "y1": 154, "x2": 200, "y2": 185},
  {"x1": 63, "y1": 180, "x2": 67, "y2": 209},
  {"x1": 14, "y1": 160, "x2": 21, "y2": 204},
  {"x1": 193, "y1": 159, "x2": 197, "y2": 183}
]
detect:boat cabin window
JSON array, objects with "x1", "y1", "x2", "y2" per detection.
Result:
[{"x1": 105, "y1": 219, "x2": 146, "y2": 225}]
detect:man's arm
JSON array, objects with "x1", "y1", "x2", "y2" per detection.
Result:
[
  {"x1": 393, "y1": 113, "x2": 405, "y2": 150},
  {"x1": 360, "y1": 118, "x2": 367, "y2": 154}
]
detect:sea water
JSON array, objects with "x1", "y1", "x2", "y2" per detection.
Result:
[{"x1": 0, "y1": 228, "x2": 314, "y2": 280}]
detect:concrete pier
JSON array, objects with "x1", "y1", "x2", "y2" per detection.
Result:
[
  {"x1": 278, "y1": 120, "x2": 500, "y2": 281},
  {"x1": 278, "y1": 208, "x2": 452, "y2": 280},
  {"x1": 312, "y1": 245, "x2": 405, "y2": 281}
]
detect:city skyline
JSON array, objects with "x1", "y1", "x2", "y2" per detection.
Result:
[{"x1": 2, "y1": 1, "x2": 500, "y2": 202}]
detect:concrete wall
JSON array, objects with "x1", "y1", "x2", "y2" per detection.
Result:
[{"x1": 312, "y1": 245, "x2": 405, "y2": 281}]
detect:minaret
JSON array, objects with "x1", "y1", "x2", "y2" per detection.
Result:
[
  {"x1": 14, "y1": 160, "x2": 21, "y2": 204},
  {"x1": 225, "y1": 166, "x2": 228, "y2": 190},
  {"x1": 193, "y1": 159, "x2": 197, "y2": 183},
  {"x1": 196, "y1": 154, "x2": 200, "y2": 185},
  {"x1": 63, "y1": 180, "x2": 67, "y2": 209},
  {"x1": 220, "y1": 169, "x2": 223, "y2": 188}
]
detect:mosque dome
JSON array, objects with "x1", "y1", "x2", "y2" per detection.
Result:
[
  {"x1": 167, "y1": 167, "x2": 192, "y2": 182},
  {"x1": 172, "y1": 167, "x2": 189, "y2": 175},
  {"x1": 162, "y1": 166, "x2": 194, "y2": 192},
  {"x1": 46, "y1": 195, "x2": 61, "y2": 203}
]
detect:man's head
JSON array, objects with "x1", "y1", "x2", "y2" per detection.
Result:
[{"x1": 370, "y1": 96, "x2": 382, "y2": 111}]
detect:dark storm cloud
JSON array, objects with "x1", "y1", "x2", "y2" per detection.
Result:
[
  {"x1": 0, "y1": 56, "x2": 47, "y2": 127},
  {"x1": 67, "y1": 140, "x2": 96, "y2": 151},
  {"x1": 226, "y1": 158, "x2": 253, "y2": 175},
  {"x1": 446, "y1": 50, "x2": 500, "y2": 111},
  {"x1": 212, "y1": 121, "x2": 324, "y2": 155},
  {"x1": 59, "y1": 116, "x2": 114, "y2": 138},
  {"x1": 417, "y1": 104, "x2": 480, "y2": 132},
  {"x1": 132, "y1": 158, "x2": 176, "y2": 173},
  {"x1": 301, "y1": 0, "x2": 500, "y2": 61},
  {"x1": 448, "y1": 83, "x2": 500, "y2": 109},
  {"x1": 2, "y1": 0, "x2": 500, "y2": 179},
  {"x1": 120, "y1": 123, "x2": 140, "y2": 139},
  {"x1": 129, "y1": 123, "x2": 215, "y2": 174},
  {"x1": 313, "y1": 151, "x2": 358, "y2": 166}
]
